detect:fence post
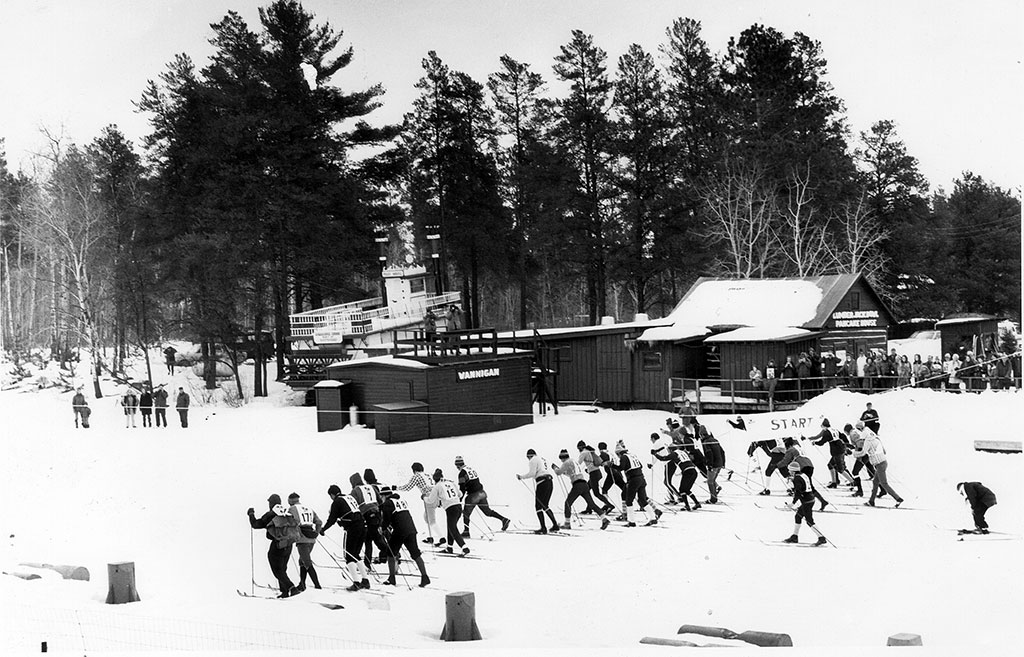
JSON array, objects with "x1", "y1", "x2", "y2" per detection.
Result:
[
  {"x1": 440, "y1": 591, "x2": 482, "y2": 641},
  {"x1": 695, "y1": 382, "x2": 702, "y2": 414},
  {"x1": 105, "y1": 562, "x2": 141, "y2": 604},
  {"x1": 729, "y1": 379, "x2": 736, "y2": 414}
]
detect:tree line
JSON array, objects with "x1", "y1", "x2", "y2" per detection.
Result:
[{"x1": 1, "y1": 1, "x2": 1020, "y2": 397}]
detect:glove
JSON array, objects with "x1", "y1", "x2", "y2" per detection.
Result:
[
  {"x1": 551, "y1": 464, "x2": 557, "y2": 471},
  {"x1": 319, "y1": 529, "x2": 325, "y2": 536},
  {"x1": 246, "y1": 507, "x2": 254, "y2": 516},
  {"x1": 516, "y1": 474, "x2": 522, "y2": 480},
  {"x1": 646, "y1": 463, "x2": 652, "y2": 469}
]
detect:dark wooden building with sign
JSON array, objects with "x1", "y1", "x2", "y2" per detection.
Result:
[{"x1": 325, "y1": 346, "x2": 533, "y2": 443}]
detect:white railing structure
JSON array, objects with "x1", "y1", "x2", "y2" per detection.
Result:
[{"x1": 289, "y1": 292, "x2": 461, "y2": 340}]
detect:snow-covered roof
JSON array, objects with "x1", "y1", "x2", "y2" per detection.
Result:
[
  {"x1": 494, "y1": 319, "x2": 667, "y2": 340},
  {"x1": 935, "y1": 313, "x2": 1002, "y2": 327},
  {"x1": 636, "y1": 324, "x2": 709, "y2": 343},
  {"x1": 665, "y1": 274, "x2": 888, "y2": 330},
  {"x1": 326, "y1": 354, "x2": 432, "y2": 370},
  {"x1": 704, "y1": 327, "x2": 813, "y2": 343}
]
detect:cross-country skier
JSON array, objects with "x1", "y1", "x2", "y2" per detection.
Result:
[
  {"x1": 577, "y1": 441, "x2": 614, "y2": 514},
  {"x1": 425, "y1": 469, "x2": 470, "y2": 554},
  {"x1": 853, "y1": 429, "x2": 904, "y2": 508},
  {"x1": 517, "y1": 449, "x2": 560, "y2": 533},
  {"x1": 654, "y1": 446, "x2": 701, "y2": 511},
  {"x1": 695, "y1": 421, "x2": 726, "y2": 504},
  {"x1": 349, "y1": 473, "x2": 389, "y2": 568},
  {"x1": 608, "y1": 440, "x2": 661, "y2": 527},
  {"x1": 378, "y1": 486, "x2": 431, "y2": 587},
  {"x1": 782, "y1": 461, "x2": 828, "y2": 546},
  {"x1": 650, "y1": 431, "x2": 680, "y2": 504},
  {"x1": 804, "y1": 419, "x2": 855, "y2": 488},
  {"x1": 322, "y1": 484, "x2": 370, "y2": 591},
  {"x1": 552, "y1": 448, "x2": 610, "y2": 529},
  {"x1": 843, "y1": 423, "x2": 874, "y2": 497},
  {"x1": 780, "y1": 437, "x2": 828, "y2": 510},
  {"x1": 956, "y1": 482, "x2": 997, "y2": 534},
  {"x1": 749, "y1": 436, "x2": 787, "y2": 495},
  {"x1": 455, "y1": 456, "x2": 511, "y2": 536},
  {"x1": 248, "y1": 494, "x2": 299, "y2": 597},
  {"x1": 396, "y1": 462, "x2": 443, "y2": 546},
  {"x1": 597, "y1": 441, "x2": 626, "y2": 518},
  {"x1": 286, "y1": 492, "x2": 322, "y2": 593}
]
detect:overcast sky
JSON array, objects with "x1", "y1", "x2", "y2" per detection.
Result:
[{"x1": 1, "y1": 0, "x2": 1020, "y2": 193}]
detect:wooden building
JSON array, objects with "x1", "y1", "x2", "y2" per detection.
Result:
[
  {"x1": 325, "y1": 349, "x2": 533, "y2": 442},
  {"x1": 494, "y1": 322, "x2": 707, "y2": 407},
  {"x1": 935, "y1": 313, "x2": 1002, "y2": 359}
]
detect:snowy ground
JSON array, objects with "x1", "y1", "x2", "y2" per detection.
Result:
[{"x1": 1, "y1": 349, "x2": 1022, "y2": 656}]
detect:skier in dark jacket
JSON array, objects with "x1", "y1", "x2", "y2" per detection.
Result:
[
  {"x1": 608, "y1": 440, "x2": 661, "y2": 527},
  {"x1": 749, "y1": 436, "x2": 787, "y2": 495},
  {"x1": 957, "y1": 482, "x2": 997, "y2": 533},
  {"x1": 455, "y1": 456, "x2": 511, "y2": 536},
  {"x1": 322, "y1": 484, "x2": 370, "y2": 591},
  {"x1": 379, "y1": 487, "x2": 431, "y2": 587},
  {"x1": 654, "y1": 446, "x2": 701, "y2": 511},
  {"x1": 782, "y1": 461, "x2": 828, "y2": 546},
  {"x1": 804, "y1": 419, "x2": 854, "y2": 488},
  {"x1": 349, "y1": 472, "x2": 388, "y2": 568},
  {"x1": 247, "y1": 494, "x2": 299, "y2": 597},
  {"x1": 695, "y1": 421, "x2": 725, "y2": 504},
  {"x1": 597, "y1": 441, "x2": 626, "y2": 515}
]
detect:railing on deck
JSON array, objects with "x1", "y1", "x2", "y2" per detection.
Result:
[
  {"x1": 288, "y1": 292, "x2": 461, "y2": 338},
  {"x1": 669, "y1": 374, "x2": 1021, "y2": 414}
]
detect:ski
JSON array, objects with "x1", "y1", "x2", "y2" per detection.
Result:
[
  {"x1": 238, "y1": 589, "x2": 343, "y2": 608},
  {"x1": 504, "y1": 529, "x2": 579, "y2": 538},
  {"x1": 754, "y1": 501, "x2": 860, "y2": 515},
  {"x1": 734, "y1": 533, "x2": 841, "y2": 549},
  {"x1": 434, "y1": 550, "x2": 493, "y2": 559}
]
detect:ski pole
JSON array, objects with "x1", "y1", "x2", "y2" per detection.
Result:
[{"x1": 249, "y1": 527, "x2": 255, "y2": 596}]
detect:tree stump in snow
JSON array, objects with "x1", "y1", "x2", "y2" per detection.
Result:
[
  {"x1": 105, "y1": 562, "x2": 140, "y2": 604},
  {"x1": 440, "y1": 591, "x2": 482, "y2": 641},
  {"x1": 887, "y1": 633, "x2": 923, "y2": 646}
]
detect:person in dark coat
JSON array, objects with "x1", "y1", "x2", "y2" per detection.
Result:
[
  {"x1": 139, "y1": 386, "x2": 154, "y2": 428},
  {"x1": 695, "y1": 421, "x2": 725, "y2": 504},
  {"x1": 153, "y1": 385, "x2": 169, "y2": 427},
  {"x1": 247, "y1": 494, "x2": 299, "y2": 597},
  {"x1": 957, "y1": 482, "x2": 997, "y2": 533},
  {"x1": 163, "y1": 345, "x2": 177, "y2": 375},
  {"x1": 379, "y1": 486, "x2": 431, "y2": 587},
  {"x1": 175, "y1": 387, "x2": 190, "y2": 428},
  {"x1": 72, "y1": 387, "x2": 90, "y2": 428},
  {"x1": 860, "y1": 402, "x2": 881, "y2": 434},
  {"x1": 322, "y1": 484, "x2": 370, "y2": 590}
]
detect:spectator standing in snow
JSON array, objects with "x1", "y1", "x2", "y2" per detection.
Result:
[
  {"x1": 286, "y1": 492, "x2": 322, "y2": 593},
  {"x1": 175, "y1": 387, "x2": 190, "y2": 428},
  {"x1": 72, "y1": 387, "x2": 90, "y2": 428},
  {"x1": 163, "y1": 345, "x2": 177, "y2": 375},
  {"x1": 139, "y1": 386, "x2": 153, "y2": 428},
  {"x1": 153, "y1": 385, "x2": 169, "y2": 427},
  {"x1": 856, "y1": 350, "x2": 868, "y2": 389},
  {"x1": 782, "y1": 461, "x2": 828, "y2": 546},
  {"x1": 860, "y1": 402, "x2": 880, "y2": 434},
  {"x1": 517, "y1": 449, "x2": 560, "y2": 533},
  {"x1": 248, "y1": 494, "x2": 299, "y2": 598},
  {"x1": 957, "y1": 482, "x2": 997, "y2": 534},
  {"x1": 897, "y1": 355, "x2": 912, "y2": 388},
  {"x1": 122, "y1": 388, "x2": 139, "y2": 428},
  {"x1": 397, "y1": 462, "x2": 443, "y2": 546},
  {"x1": 853, "y1": 427, "x2": 904, "y2": 508}
]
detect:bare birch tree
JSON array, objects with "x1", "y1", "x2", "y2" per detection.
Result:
[
  {"x1": 774, "y1": 164, "x2": 831, "y2": 276},
  {"x1": 827, "y1": 190, "x2": 889, "y2": 283},
  {"x1": 701, "y1": 162, "x2": 777, "y2": 278}
]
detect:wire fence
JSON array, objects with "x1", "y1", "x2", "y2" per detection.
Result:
[{"x1": 4, "y1": 604, "x2": 407, "y2": 652}]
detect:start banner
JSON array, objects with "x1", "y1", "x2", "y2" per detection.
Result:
[{"x1": 737, "y1": 409, "x2": 826, "y2": 439}]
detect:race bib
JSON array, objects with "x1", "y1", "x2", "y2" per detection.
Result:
[
  {"x1": 293, "y1": 504, "x2": 316, "y2": 526},
  {"x1": 392, "y1": 498, "x2": 410, "y2": 513},
  {"x1": 627, "y1": 453, "x2": 643, "y2": 470}
]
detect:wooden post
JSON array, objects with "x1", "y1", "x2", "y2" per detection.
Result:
[
  {"x1": 887, "y1": 633, "x2": 923, "y2": 646},
  {"x1": 440, "y1": 591, "x2": 482, "y2": 641},
  {"x1": 694, "y1": 381, "x2": 702, "y2": 414},
  {"x1": 729, "y1": 379, "x2": 736, "y2": 414},
  {"x1": 105, "y1": 562, "x2": 140, "y2": 604}
]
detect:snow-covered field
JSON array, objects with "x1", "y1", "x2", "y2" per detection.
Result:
[{"x1": 1, "y1": 350, "x2": 1021, "y2": 656}]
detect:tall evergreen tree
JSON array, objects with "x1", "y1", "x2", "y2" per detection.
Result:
[{"x1": 552, "y1": 30, "x2": 614, "y2": 322}]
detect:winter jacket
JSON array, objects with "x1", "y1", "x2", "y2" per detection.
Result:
[
  {"x1": 250, "y1": 506, "x2": 300, "y2": 548},
  {"x1": 457, "y1": 466, "x2": 485, "y2": 495},
  {"x1": 381, "y1": 494, "x2": 418, "y2": 536},
  {"x1": 553, "y1": 458, "x2": 587, "y2": 483},
  {"x1": 287, "y1": 503, "x2": 323, "y2": 543},
  {"x1": 323, "y1": 493, "x2": 364, "y2": 532},
  {"x1": 397, "y1": 472, "x2": 433, "y2": 497},
  {"x1": 175, "y1": 392, "x2": 190, "y2": 409},
  {"x1": 424, "y1": 478, "x2": 461, "y2": 510},
  {"x1": 153, "y1": 388, "x2": 168, "y2": 408},
  {"x1": 961, "y1": 482, "x2": 997, "y2": 509},
  {"x1": 577, "y1": 448, "x2": 602, "y2": 473},
  {"x1": 519, "y1": 455, "x2": 551, "y2": 481},
  {"x1": 699, "y1": 429, "x2": 726, "y2": 469},
  {"x1": 854, "y1": 432, "x2": 887, "y2": 465}
]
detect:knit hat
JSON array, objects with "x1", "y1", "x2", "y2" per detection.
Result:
[
  {"x1": 855, "y1": 421, "x2": 865, "y2": 430},
  {"x1": 267, "y1": 493, "x2": 282, "y2": 505},
  {"x1": 287, "y1": 492, "x2": 300, "y2": 502},
  {"x1": 433, "y1": 468, "x2": 444, "y2": 482},
  {"x1": 597, "y1": 442, "x2": 608, "y2": 450},
  {"x1": 615, "y1": 440, "x2": 626, "y2": 453},
  {"x1": 349, "y1": 472, "x2": 363, "y2": 487},
  {"x1": 843, "y1": 423, "x2": 853, "y2": 432},
  {"x1": 787, "y1": 461, "x2": 802, "y2": 473},
  {"x1": 577, "y1": 440, "x2": 586, "y2": 450},
  {"x1": 526, "y1": 449, "x2": 536, "y2": 457},
  {"x1": 650, "y1": 433, "x2": 659, "y2": 440},
  {"x1": 363, "y1": 468, "x2": 378, "y2": 485},
  {"x1": 380, "y1": 486, "x2": 394, "y2": 498},
  {"x1": 327, "y1": 484, "x2": 341, "y2": 496},
  {"x1": 559, "y1": 448, "x2": 569, "y2": 459},
  {"x1": 454, "y1": 456, "x2": 465, "y2": 467},
  {"x1": 821, "y1": 418, "x2": 830, "y2": 428}
]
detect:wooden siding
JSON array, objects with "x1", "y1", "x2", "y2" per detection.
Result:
[
  {"x1": 819, "y1": 328, "x2": 888, "y2": 359},
  {"x1": 327, "y1": 367, "x2": 427, "y2": 428},
  {"x1": 823, "y1": 279, "x2": 893, "y2": 331},
  {"x1": 718, "y1": 337, "x2": 819, "y2": 382},
  {"x1": 425, "y1": 356, "x2": 534, "y2": 437}
]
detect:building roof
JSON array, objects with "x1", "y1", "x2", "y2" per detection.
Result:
[
  {"x1": 935, "y1": 313, "x2": 1002, "y2": 327},
  {"x1": 636, "y1": 324, "x2": 709, "y2": 343},
  {"x1": 704, "y1": 327, "x2": 814, "y2": 343},
  {"x1": 666, "y1": 274, "x2": 894, "y2": 330},
  {"x1": 494, "y1": 319, "x2": 669, "y2": 341}
]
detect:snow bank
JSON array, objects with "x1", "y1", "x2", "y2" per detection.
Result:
[{"x1": 1, "y1": 351, "x2": 1021, "y2": 654}]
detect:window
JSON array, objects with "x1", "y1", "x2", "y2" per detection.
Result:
[
  {"x1": 642, "y1": 351, "x2": 663, "y2": 371},
  {"x1": 553, "y1": 343, "x2": 572, "y2": 362},
  {"x1": 849, "y1": 292, "x2": 860, "y2": 311},
  {"x1": 409, "y1": 278, "x2": 425, "y2": 294}
]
